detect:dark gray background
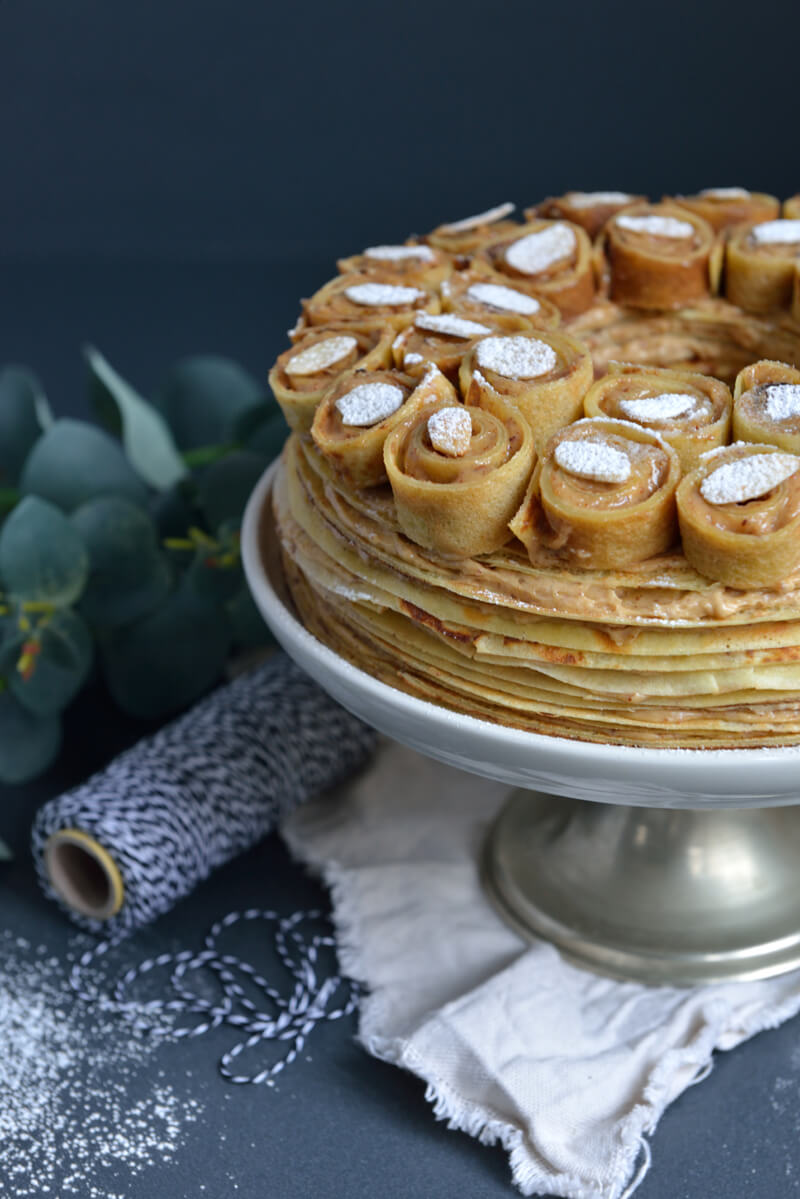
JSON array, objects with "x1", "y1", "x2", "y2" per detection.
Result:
[
  {"x1": 0, "y1": 0, "x2": 797, "y2": 263},
  {"x1": 1, "y1": 2, "x2": 800, "y2": 1196}
]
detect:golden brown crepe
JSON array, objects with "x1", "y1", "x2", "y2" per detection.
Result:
[
  {"x1": 725, "y1": 219, "x2": 800, "y2": 314},
  {"x1": 604, "y1": 203, "x2": 719, "y2": 309},
  {"x1": 476, "y1": 218, "x2": 595, "y2": 316},
  {"x1": 733, "y1": 360, "x2": 800, "y2": 453},
  {"x1": 670, "y1": 188, "x2": 779, "y2": 233}
]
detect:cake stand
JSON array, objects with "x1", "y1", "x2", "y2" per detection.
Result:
[{"x1": 242, "y1": 463, "x2": 800, "y2": 987}]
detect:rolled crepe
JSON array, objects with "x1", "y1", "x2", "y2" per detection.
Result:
[
  {"x1": 794, "y1": 266, "x2": 800, "y2": 324},
  {"x1": 510, "y1": 416, "x2": 681, "y2": 569},
  {"x1": 476, "y1": 218, "x2": 595, "y2": 316},
  {"x1": 725, "y1": 219, "x2": 800, "y2": 314},
  {"x1": 425, "y1": 201, "x2": 519, "y2": 256},
  {"x1": 670, "y1": 188, "x2": 779, "y2": 233},
  {"x1": 390, "y1": 310, "x2": 498, "y2": 383},
  {"x1": 677, "y1": 442, "x2": 800, "y2": 589},
  {"x1": 529, "y1": 191, "x2": 644, "y2": 239},
  {"x1": 269, "y1": 325, "x2": 395, "y2": 433},
  {"x1": 337, "y1": 242, "x2": 454, "y2": 287},
  {"x1": 311, "y1": 364, "x2": 456, "y2": 488},
  {"x1": 604, "y1": 203, "x2": 719, "y2": 308},
  {"x1": 439, "y1": 269, "x2": 561, "y2": 334},
  {"x1": 733, "y1": 359, "x2": 800, "y2": 453},
  {"x1": 784, "y1": 196, "x2": 800, "y2": 220},
  {"x1": 459, "y1": 330, "x2": 593, "y2": 452},
  {"x1": 583, "y1": 362, "x2": 731, "y2": 471},
  {"x1": 384, "y1": 391, "x2": 535, "y2": 558},
  {"x1": 302, "y1": 273, "x2": 439, "y2": 330}
]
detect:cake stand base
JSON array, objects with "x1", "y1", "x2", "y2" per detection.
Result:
[{"x1": 483, "y1": 790, "x2": 800, "y2": 986}]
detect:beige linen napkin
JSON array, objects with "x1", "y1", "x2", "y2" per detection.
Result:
[{"x1": 283, "y1": 738, "x2": 800, "y2": 1198}]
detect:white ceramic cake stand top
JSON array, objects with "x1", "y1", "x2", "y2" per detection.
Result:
[{"x1": 242, "y1": 462, "x2": 800, "y2": 812}]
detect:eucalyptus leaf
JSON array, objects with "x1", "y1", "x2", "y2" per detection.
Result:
[
  {"x1": 232, "y1": 397, "x2": 281, "y2": 443},
  {"x1": 188, "y1": 551, "x2": 242, "y2": 604},
  {"x1": 0, "y1": 496, "x2": 89, "y2": 606},
  {"x1": 20, "y1": 419, "x2": 149, "y2": 511},
  {"x1": 155, "y1": 357, "x2": 264, "y2": 450},
  {"x1": 245, "y1": 413, "x2": 290, "y2": 464},
  {"x1": 197, "y1": 450, "x2": 268, "y2": 532},
  {"x1": 2, "y1": 608, "x2": 94, "y2": 715},
  {"x1": 85, "y1": 346, "x2": 188, "y2": 491},
  {"x1": 0, "y1": 691, "x2": 61, "y2": 784},
  {"x1": 71, "y1": 496, "x2": 172, "y2": 628},
  {"x1": 226, "y1": 583, "x2": 273, "y2": 650},
  {"x1": 0, "y1": 366, "x2": 49, "y2": 485},
  {"x1": 101, "y1": 580, "x2": 231, "y2": 719}
]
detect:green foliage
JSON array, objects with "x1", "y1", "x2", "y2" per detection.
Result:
[
  {"x1": 1, "y1": 607, "x2": 93, "y2": 715},
  {"x1": 85, "y1": 346, "x2": 189, "y2": 491},
  {"x1": 244, "y1": 412, "x2": 290, "y2": 464},
  {"x1": 71, "y1": 496, "x2": 172, "y2": 629},
  {"x1": 0, "y1": 690, "x2": 61, "y2": 784},
  {"x1": 197, "y1": 450, "x2": 268, "y2": 531},
  {"x1": 101, "y1": 580, "x2": 233, "y2": 720},
  {"x1": 20, "y1": 418, "x2": 149, "y2": 511},
  {"x1": 226, "y1": 583, "x2": 273, "y2": 650},
  {"x1": 0, "y1": 366, "x2": 51, "y2": 486},
  {"x1": 0, "y1": 496, "x2": 89, "y2": 606},
  {"x1": 155, "y1": 356, "x2": 265, "y2": 450}
]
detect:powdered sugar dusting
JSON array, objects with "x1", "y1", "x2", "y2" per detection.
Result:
[
  {"x1": 765, "y1": 384, "x2": 800, "y2": 422},
  {"x1": 439, "y1": 202, "x2": 515, "y2": 234},
  {"x1": 286, "y1": 335, "x2": 358, "y2": 376},
  {"x1": 414, "y1": 312, "x2": 491, "y2": 338},
  {"x1": 700, "y1": 187, "x2": 751, "y2": 199},
  {"x1": 344, "y1": 282, "x2": 424, "y2": 307},
  {"x1": 700, "y1": 453, "x2": 800, "y2": 504},
  {"x1": 0, "y1": 933, "x2": 202, "y2": 1197},
  {"x1": 363, "y1": 244, "x2": 435, "y2": 262},
  {"x1": 505, "y1": 224, "x2": 576, "y2": 275},
  {"x1": 476, "y1": 335, "x2": 557, "y2": 379},
  {"x1": 428, "y1": 407, "x2": 473, "y2": 457},
  {"x1": 567, "y1": 191, "x2": 632, "y2": 208},
  {"x1": 616, "y1": 214, "x2": 695, "y2": 239},
  {"x1": 751, "y1": 220, "x2": 800, "y2": 246},
  {"x1": 618, "y1": 392, "x2": 698, "y2": 423},
  {"x1": 403, "y1": 352, "x2": 425, "y2": 365},
  {"x1": 336, "y1": 382, "x2": 405, "y2": 426},
  {"x1": 466, "y1": 282, "x2": 541, "y2": 315},
  {"x1": 555, "y1": 439, "x2": 632, "y2": 483}
]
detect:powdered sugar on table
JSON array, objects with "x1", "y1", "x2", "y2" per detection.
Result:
[
  {"x1": 505, "y1": 224, "x2": 576, "y2": 275},
  {"x1": 466, "y1": 282, "x2": 540, "y2": 315},
  {"x1": 336, "y1": 382, "x2": 405, "y2": 426},
  {"x1": 286, "y1": 335, "x2": 358, "y2": 376},
  {"x1": 701, "y1": 453, "x2": 800, "y2": 504},
  {"x1": 476, "y1": 336, "x2": 557, "y2": 379}
]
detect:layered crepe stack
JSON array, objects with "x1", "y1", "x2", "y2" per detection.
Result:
[{"x1": 270, "y1": 193, "x2": 800, "y2": 749}]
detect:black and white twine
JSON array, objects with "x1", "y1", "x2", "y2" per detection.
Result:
[{"x1": 32, "y1": 652, "x2": 377, "y2": 1082}]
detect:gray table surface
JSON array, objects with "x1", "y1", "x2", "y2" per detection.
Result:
[{"x1": 1, "y1": 259, "x2": 798, "y2": 1198}]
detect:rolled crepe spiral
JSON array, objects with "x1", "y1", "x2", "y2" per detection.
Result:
[
  {"x1": 509, "y1": 416, "x2": 681, "y2": 569},
  {"x1": 583, "y1": 362, "x2": 732, "y2": 471},
  {"x1": 269, "y1": 325, "x2": 395, "y2": 433},
  {"x1": 391, "y1": 310, "x2": 500, "y2": 383},
  {"x1": 424, "y1": 201, "x2": 519, "y2": 256},
  {"x1": 670, "y1": 188, "x2": 779, "y2": 233},
  {"x1": 604, "y1": 203, "x2": 719, "y2": 309},
  {"x1": 724, "y1": 219, "x2": 800, "y2": 314},
  {"x1": 302, "y1": 272, "x2": 439, "y2": 331},
  {"x1": 529, "y1": 191, "x2": 644, "y2": 239},
  {"x1": 784, "y1": 196, "x2": 800, "y2": 220},
  {"x1": 794, "y1": 266, "x2": 800, "y2": 324},
  {"x1": 733, "y1": 359, "x2": 800, "y2": 453},
  {"x1": 439, "y1": 269, "x2": 561, "y2": 334},
  {"x1": 383, "y1": 390, "x2": 535, "y2": 558},
  {"x1": 459, "y1": 330, "x2": 593, "y2": 453},
  {"x1": 336, "y1": 241, "x2": 454, "y2": 287},
  {"x1": 311, "y1": 364, "x2": 456, "y2": 488},
  {"x1": 677, "y1": 442, "x2": 800, "y2": 589},
  {"x1": 476, "y1": 218, "x2": 595, "y2": 316}
]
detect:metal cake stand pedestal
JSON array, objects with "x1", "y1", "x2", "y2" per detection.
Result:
[{"x1": 244, "y1": 464, "x2": 800, "y2": 987}]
